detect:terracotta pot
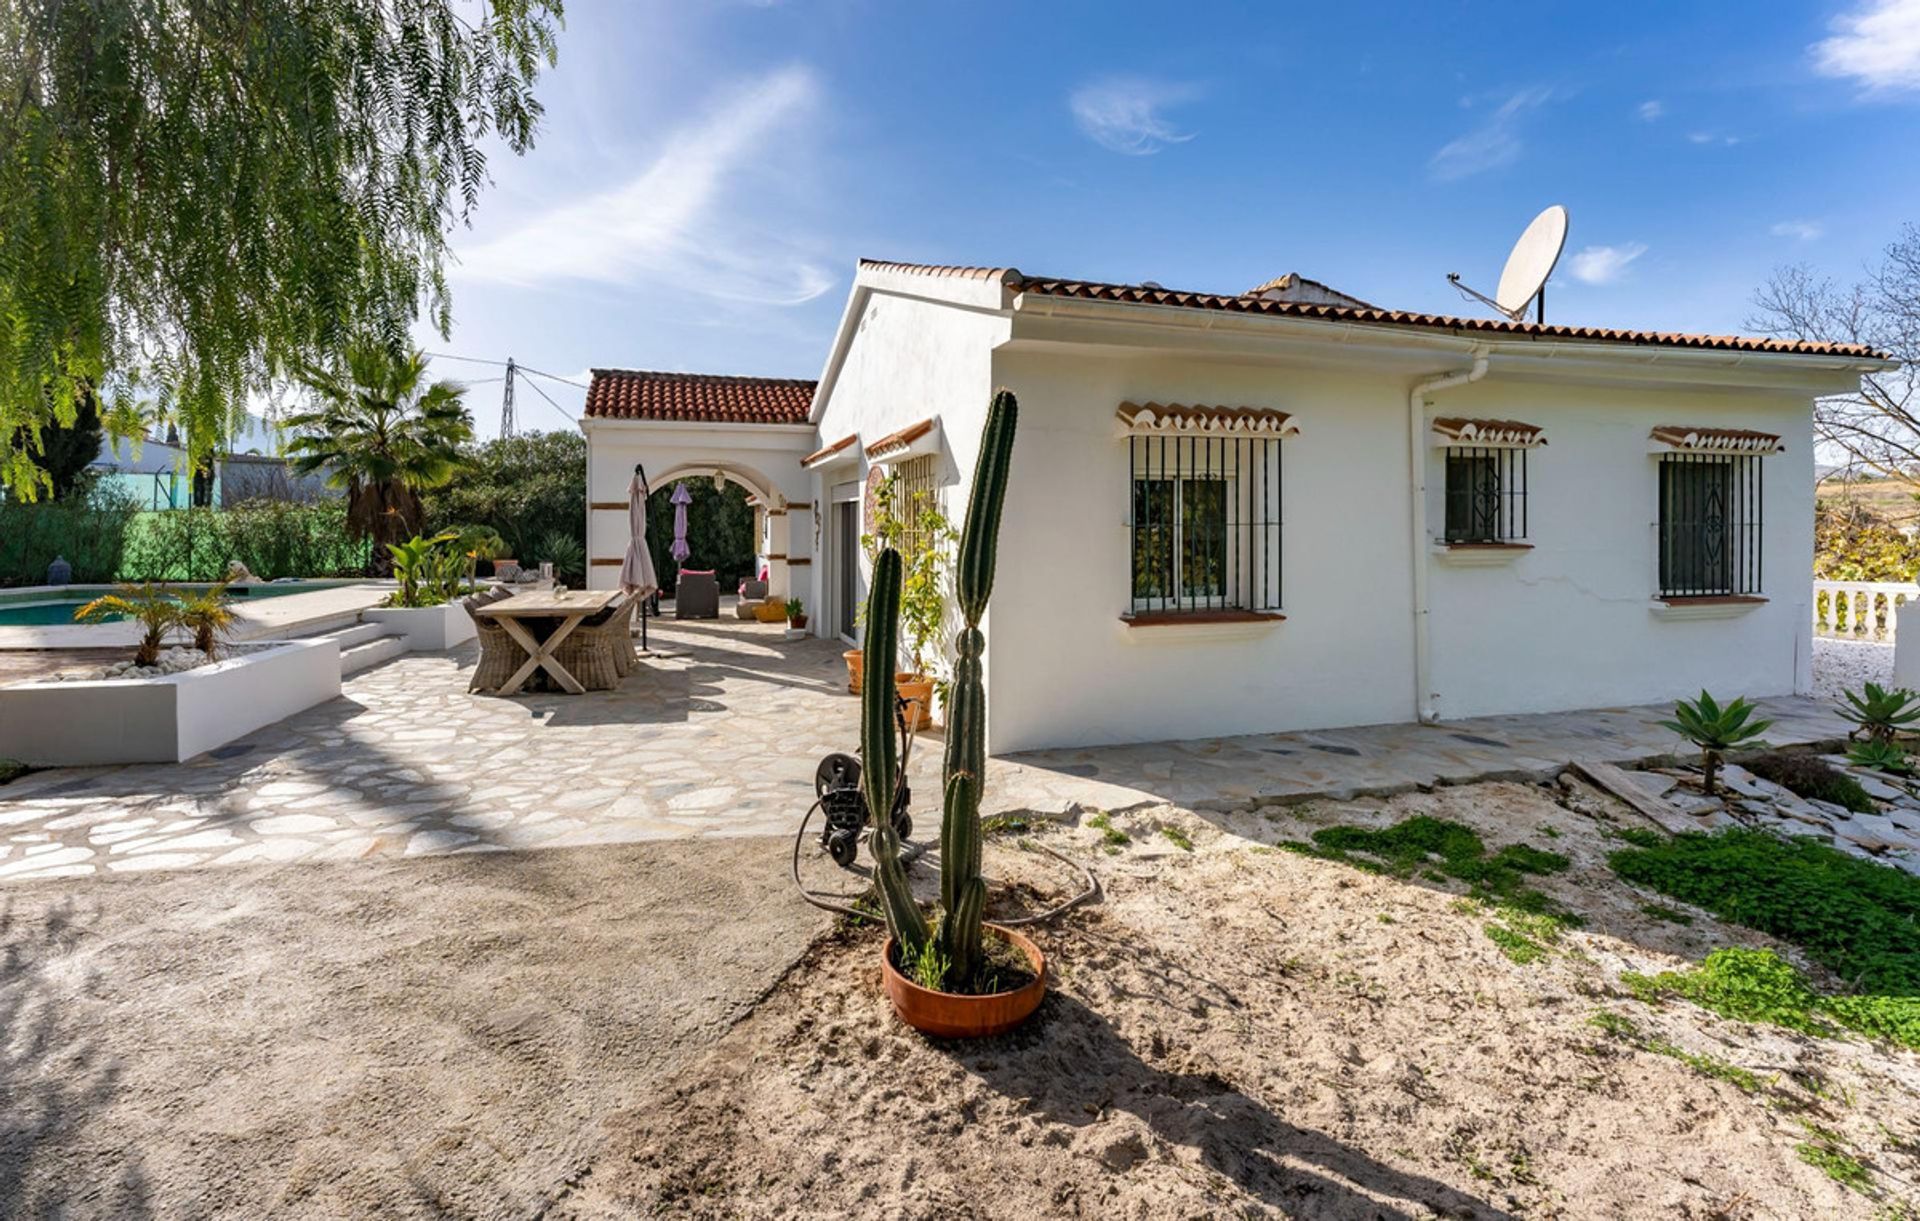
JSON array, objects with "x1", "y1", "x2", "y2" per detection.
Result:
[
  {"x1": 843, "y1": 648, "x2": 864, "y2": 694},
  {"x1": 881, "y1": 924, "x2": 1046, "y2": 1039},
  {"x1": 789, "y1": 615, "x2": 809, "y2": 630},
  {"x1": 895, "y1": 673, "x2": 935, "y2": 730}
]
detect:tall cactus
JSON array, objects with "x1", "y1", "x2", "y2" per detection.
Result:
[
  {"x1": 862, "y1": 546, "x2": 931, "y2": 959},
  {"x1": 936, "y1": 389, "x2": 1018, "y2": 983}
]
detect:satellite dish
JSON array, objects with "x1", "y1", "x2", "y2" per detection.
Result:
[{"x1": 1447, "y1": 205, "x2": 1569, "y2": 323}]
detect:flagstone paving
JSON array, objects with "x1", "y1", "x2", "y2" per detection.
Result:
[{"x1": 0, "y1": 614, "x2": 1860, "y2": 883}]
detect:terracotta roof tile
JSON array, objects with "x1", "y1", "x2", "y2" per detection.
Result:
[
  {"x1": 585, "y1": 370, "x2": 815, "y2": 423},
  {"x1": 1432, "y1": 417, "x2": 1549, "y2": 447},
  {"x1": 859, "y1": 260, "x2": 1886, "y2": 361},
  {"x1": 1116, "y1": 402, "x2": 1299, "y2": 437},
  {"x1": 1649, "y1": 426, "x2": 1786, "y2": 454},
  {"x1": 801, "y1": 433, "x2": 860, "y2": 467},
  {"x1": 865, "y1": 417, "x2": 937, "y2": 458}
]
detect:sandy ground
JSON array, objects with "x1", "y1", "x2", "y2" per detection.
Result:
[
  {"x1": 562, "y1": 784, "x2": 1920, "y2": 1220},
  {"x1": 0, "y1": 838, "x2": 828, "y2": 1218}
]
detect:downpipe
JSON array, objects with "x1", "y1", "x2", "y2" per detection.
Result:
[{"x1": 1408, "y1": 347, "x2": 1490, "y2": 724}]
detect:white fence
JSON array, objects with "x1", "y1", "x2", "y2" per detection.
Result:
[{"x1": 1814, "y1": 580, "x2": 1913, "y2": 641}]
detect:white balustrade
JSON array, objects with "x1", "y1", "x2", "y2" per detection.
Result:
[{"x1": 1813, "y1": 580, "x2": 1914, "y2": 641}]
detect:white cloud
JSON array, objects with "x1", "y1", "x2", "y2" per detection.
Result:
[
  {"x1": 1686, "y1": 130, "x2": 1741, "y2": 146},
  {"x1": 1567, "y1": 242, "x2": 1648, "y2": 285},
  {"x1": 453, "y1": 66, "x2": 833, "y2": 306},
  {"x1": 1637, "y1": 99, "x2": 1665, "y2": 120},
  {"x1": 1068, "y1": 77, "x2": 1197, "y2": 155},
  {"x1": 1428, "y1": 87, "x2": 1552, "y2": 182},
  {"x1": 1813, "y1": 0, "x2": 1920, "y2": 91},
  {"x1": 1771, "y1": 219, "x2": 1825, "y2": 241}
]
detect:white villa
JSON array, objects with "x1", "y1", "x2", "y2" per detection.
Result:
[{"x1": 583, "y1": 258, "x2": 1890, "y2": 754}]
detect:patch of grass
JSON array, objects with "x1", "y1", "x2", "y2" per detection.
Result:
[
  {"x1": 1291, "y1": 815, "x2": 1571, "y2": 911},
  {"x1": 0, "y1": 758, "x2": 25, "y2": 785},
  {"x1": 1483, "y1": 905, "x2": 1573, "y2": 965},
  {"x1": 1485, "y1": 923, "x2": 1548, "y2": 964},
  {"x1": 1614, "y1": 826, "x2": 1665, "y2": 849},
  {"x1": 1797, "y1": 1140, "x2": 1875, "y2": 1193},
  {"x1": 1610, "y1": 828, "x2": 1920, "y2": 994},
  {"x1": 1645, "y1": 1040, "x2": 1764, "y2": 1093},
  {"x1": 1640, "y1": 903, "x2": 1694, "y2": 926},
  {"x1": 1624, "y1": 947, "x2": 1920, "y2": 1052},
  {"x1": 981, "y1": 814, "x2": 1030, "y2": 835},
  {"x1": 1159, "y1": 825, "x2": 1194, "y2": 852},
  {"x1": 1744, "y1": 752, "x2": 1877, "y2": 815},
  {"x1": 1086, "y1": 812, "x2": 1130, "y2": 849},
  {"x1": 1587, "y1": 1011, "x2": 1640, "y2": 1039},
  {"x1": 1539, "y1": 825, "x2": 1562, "y2": 839}
]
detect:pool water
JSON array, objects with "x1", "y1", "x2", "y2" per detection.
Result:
[{"x1": 0, "y1": 582, "x2": 347, "y2": 626}]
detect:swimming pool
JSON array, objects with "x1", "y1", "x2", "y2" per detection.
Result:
[{"x1": 0, "y1": 581, "x2": 356, "y2": 626}]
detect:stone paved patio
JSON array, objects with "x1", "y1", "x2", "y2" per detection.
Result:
[{"x1": 0, "y1": 614, "x2": 1858, "y2": 883}]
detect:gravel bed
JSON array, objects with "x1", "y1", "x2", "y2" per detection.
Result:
[{"x1": 1812, "y1": 634, "x2": 1895, "y2": 701}]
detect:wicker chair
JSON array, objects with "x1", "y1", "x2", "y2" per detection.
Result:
[
  {"x1": 466, "y1": 587, "x2": 521, "y2": 693},
  {"x1": 552, "y1": 610, "x2": 622, "y2": 691},
  {"x1": 602, "y1": 597, "x2": 636, "y2": 676}
]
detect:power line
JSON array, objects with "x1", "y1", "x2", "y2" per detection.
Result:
[
  {"x1": 519, "y1": 371, "x2": 579, "y2": 421},
  {"x1": 425, "y1": 351, "x2": 589, "y2": 390}
]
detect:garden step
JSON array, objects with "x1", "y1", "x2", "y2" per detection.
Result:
[
  {"x1": 339, "y1": 634, "x2": 409, "y2": 676},
  {"x1": 322, "y1": 621, "x2": 395, "y2": 651}
]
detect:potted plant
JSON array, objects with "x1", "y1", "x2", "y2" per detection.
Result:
[
  {"x1": 863, "y1": 389, "x2": 1036, "y2": 1037},
  {"x1": 866, "y1": 470, "x2": 956, "y2": 729},
  {"x1": 785, "y1": 597, "x2": 808, "y2": 631}
]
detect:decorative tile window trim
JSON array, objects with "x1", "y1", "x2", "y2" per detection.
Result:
[
  {"x1": 867, "y1": 417, "x2": 940, "y2": 463},
  {"x1": 1429, "y1": 417, "x2": 1548, "y2": 449},
  {"x1": 1115, "y1": 402, "x2": 1299, "y2": 438},
  {"x1": 1126, "y1": 425, "x2": 1286, "y2": 618},
  {"x1": 1647, "y1": 426, "x2": 1785, "y2": 455}
]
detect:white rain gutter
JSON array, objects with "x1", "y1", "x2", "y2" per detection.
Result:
[{"x1": 1407, "y1": 346, "x2": 1490, "y2": 724}]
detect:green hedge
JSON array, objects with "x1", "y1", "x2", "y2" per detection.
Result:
[{"x1": 0, "y1": 494, "x2": 369, "y2": 585}]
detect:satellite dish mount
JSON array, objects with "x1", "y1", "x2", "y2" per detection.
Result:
[{"x1": 1447, "y1": 205, "x2": 1569, "y2": 324}]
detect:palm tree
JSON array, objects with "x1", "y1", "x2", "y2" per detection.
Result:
[
  {"x1": 177, "y1": 582, "x2": 237, "y2": 658},
  {"x1": 74, "y1": 584, "x2": 185, "y2": 667},
  {"x1": 285, "y1": 344, "x2": 474, "y2": 574}
]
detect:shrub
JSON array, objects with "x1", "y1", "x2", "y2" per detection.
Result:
[
  {"x1": 0, "y1": 482, "x2": 141, "y2": 584},
  {"x1": 1658, "y1": 691, "x2": 1772, "y2": 794},
  {"x1": 116, "y1": 501, "x2": 370, "y2": 580},
  {"x1": 1742, "y1": 752, "x2": 1875, "y2": 814},
  {"x1": 1836, "y1": 681, "x2": 1920, "y2": 744}
]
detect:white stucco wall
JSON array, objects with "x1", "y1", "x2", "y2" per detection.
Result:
[
  {"x1": 1421, "y1": 379, "x2": 1814, "y2": 720},
  {"x1": 985, "y1": 348, "x2": 1418, "y2": 753},
  {"x1": 581, "y1": 420, "x2": 816, "y2": 593},
  {"x1": 804, "y1": 287, "x2": 1011, "y2": 642}
]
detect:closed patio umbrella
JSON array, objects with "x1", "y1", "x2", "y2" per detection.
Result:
[
  {"x1": 670, "y1": 482, "x2": 693, "y2": 564},
  {"x1": 621, "y1": 466, "x2": 660, "y2": 650}
]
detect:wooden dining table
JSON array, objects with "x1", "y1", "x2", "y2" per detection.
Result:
[{"x1": 474, "y1": 588, "x2": 622, "y2": 695}]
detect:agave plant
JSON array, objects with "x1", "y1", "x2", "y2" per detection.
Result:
[
  {"x1": 863, "y1": 390, "x2": 1017, "y2": 990},
  {"x1": 1659, "y1": 691, "x2": 1773, "y2": 795},
  {"x1": 1836, "y1": 682, "x2": 1920, "y2": 745},
  {"x1": 1846, "y1": 738, "x2": 1913, "y2": 775},
  {"x1": 177, "y1": 581, "x2": 237, "y2": 658},
  {"x1": 73, "y1": 583, "x2": 184, "y2": 667}
]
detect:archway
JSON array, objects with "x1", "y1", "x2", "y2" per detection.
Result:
[{"x1": 644, "y1": 473, "x2": 761, "y2": 596}]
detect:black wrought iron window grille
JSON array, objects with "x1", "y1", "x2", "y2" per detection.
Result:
[
  {"x1": 1128, "y1": 434, "x2": 1283, "y2": 615},
  {"x1": 1442, "y1": 446, "x2": 1528, "y2": 543},
  {"x1": 1658, "y1": 452, "x2": 1763, "y2": 598}
]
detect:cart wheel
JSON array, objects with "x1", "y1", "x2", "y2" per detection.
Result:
[
  {"x1": 828, "y1": 829, "x2": 860, "y2": 869},
  {"x1": 815, "y1": 752, "x2": 861, "y2": 797},
  {"x1": 892, "y1": 812, "x2": 913, "y2": 842}
]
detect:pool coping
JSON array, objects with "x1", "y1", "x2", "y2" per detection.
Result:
[{"x1": 0, "y1": 582, "x2": 394, "y2": 651}]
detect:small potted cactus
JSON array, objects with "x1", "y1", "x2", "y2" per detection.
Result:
[
  {"x1": 862, "y1": 390, "x2": 1040, "y2": 1037},
  {"x1": 785, "y1": 597, "x2": 808, "y2": 630}
]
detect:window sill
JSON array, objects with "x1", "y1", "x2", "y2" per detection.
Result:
[
  {"x1": 1119, "y1": 609, "x2": 1287, "y2": 640},
  {"x1": 1650, "y1": 595, "x2": 1768, "y2": 621},
  {"x1": 1432, "y1": 541, "x2": 1532, "y2": 566}
]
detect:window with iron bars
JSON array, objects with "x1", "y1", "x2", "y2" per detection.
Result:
[
  {"x1": 891, "y1": 455, "x2": 939, "y2": 555},
  {"x1": 1658, "y1": 453, "x2": 1763, "y2": 598},
  {"x1": 1128, "y1": 434, "x2": 1283, "y2": 616},
  {"x1": 1443, "y1": 446, "x2": 1528, "y2": 543}
]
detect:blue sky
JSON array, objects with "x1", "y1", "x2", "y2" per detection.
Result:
[{"x1": 419, "y1": 0, "x2": 1920, "y2": 437}]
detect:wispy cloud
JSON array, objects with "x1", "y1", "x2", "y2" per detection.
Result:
[
  {"x1": 1568, "y1": 243, "x2": 1648, "y2": 285},
  {"x1": 453, "y1": 66, "x2": 833, "y2": 306},
  {"x1": 1069, "y1": 77, "x2": 1197, "y2": 155},
  {"x1": 1687, "y1": 130, "x2": 1741, "y2": 147},
  {"x1": 1771, "y1": 219, "x2": 1825, "y2": 241},
  {"x1": 1637, "y1": 99, "x2": 1665, "y2": 121},
  {"x1": 1428, "y1": 87, "x2": 1552, "y2": 182},
  {"x1": 1813, "y1": 0, "x2": 1920, "y2": 92}
]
